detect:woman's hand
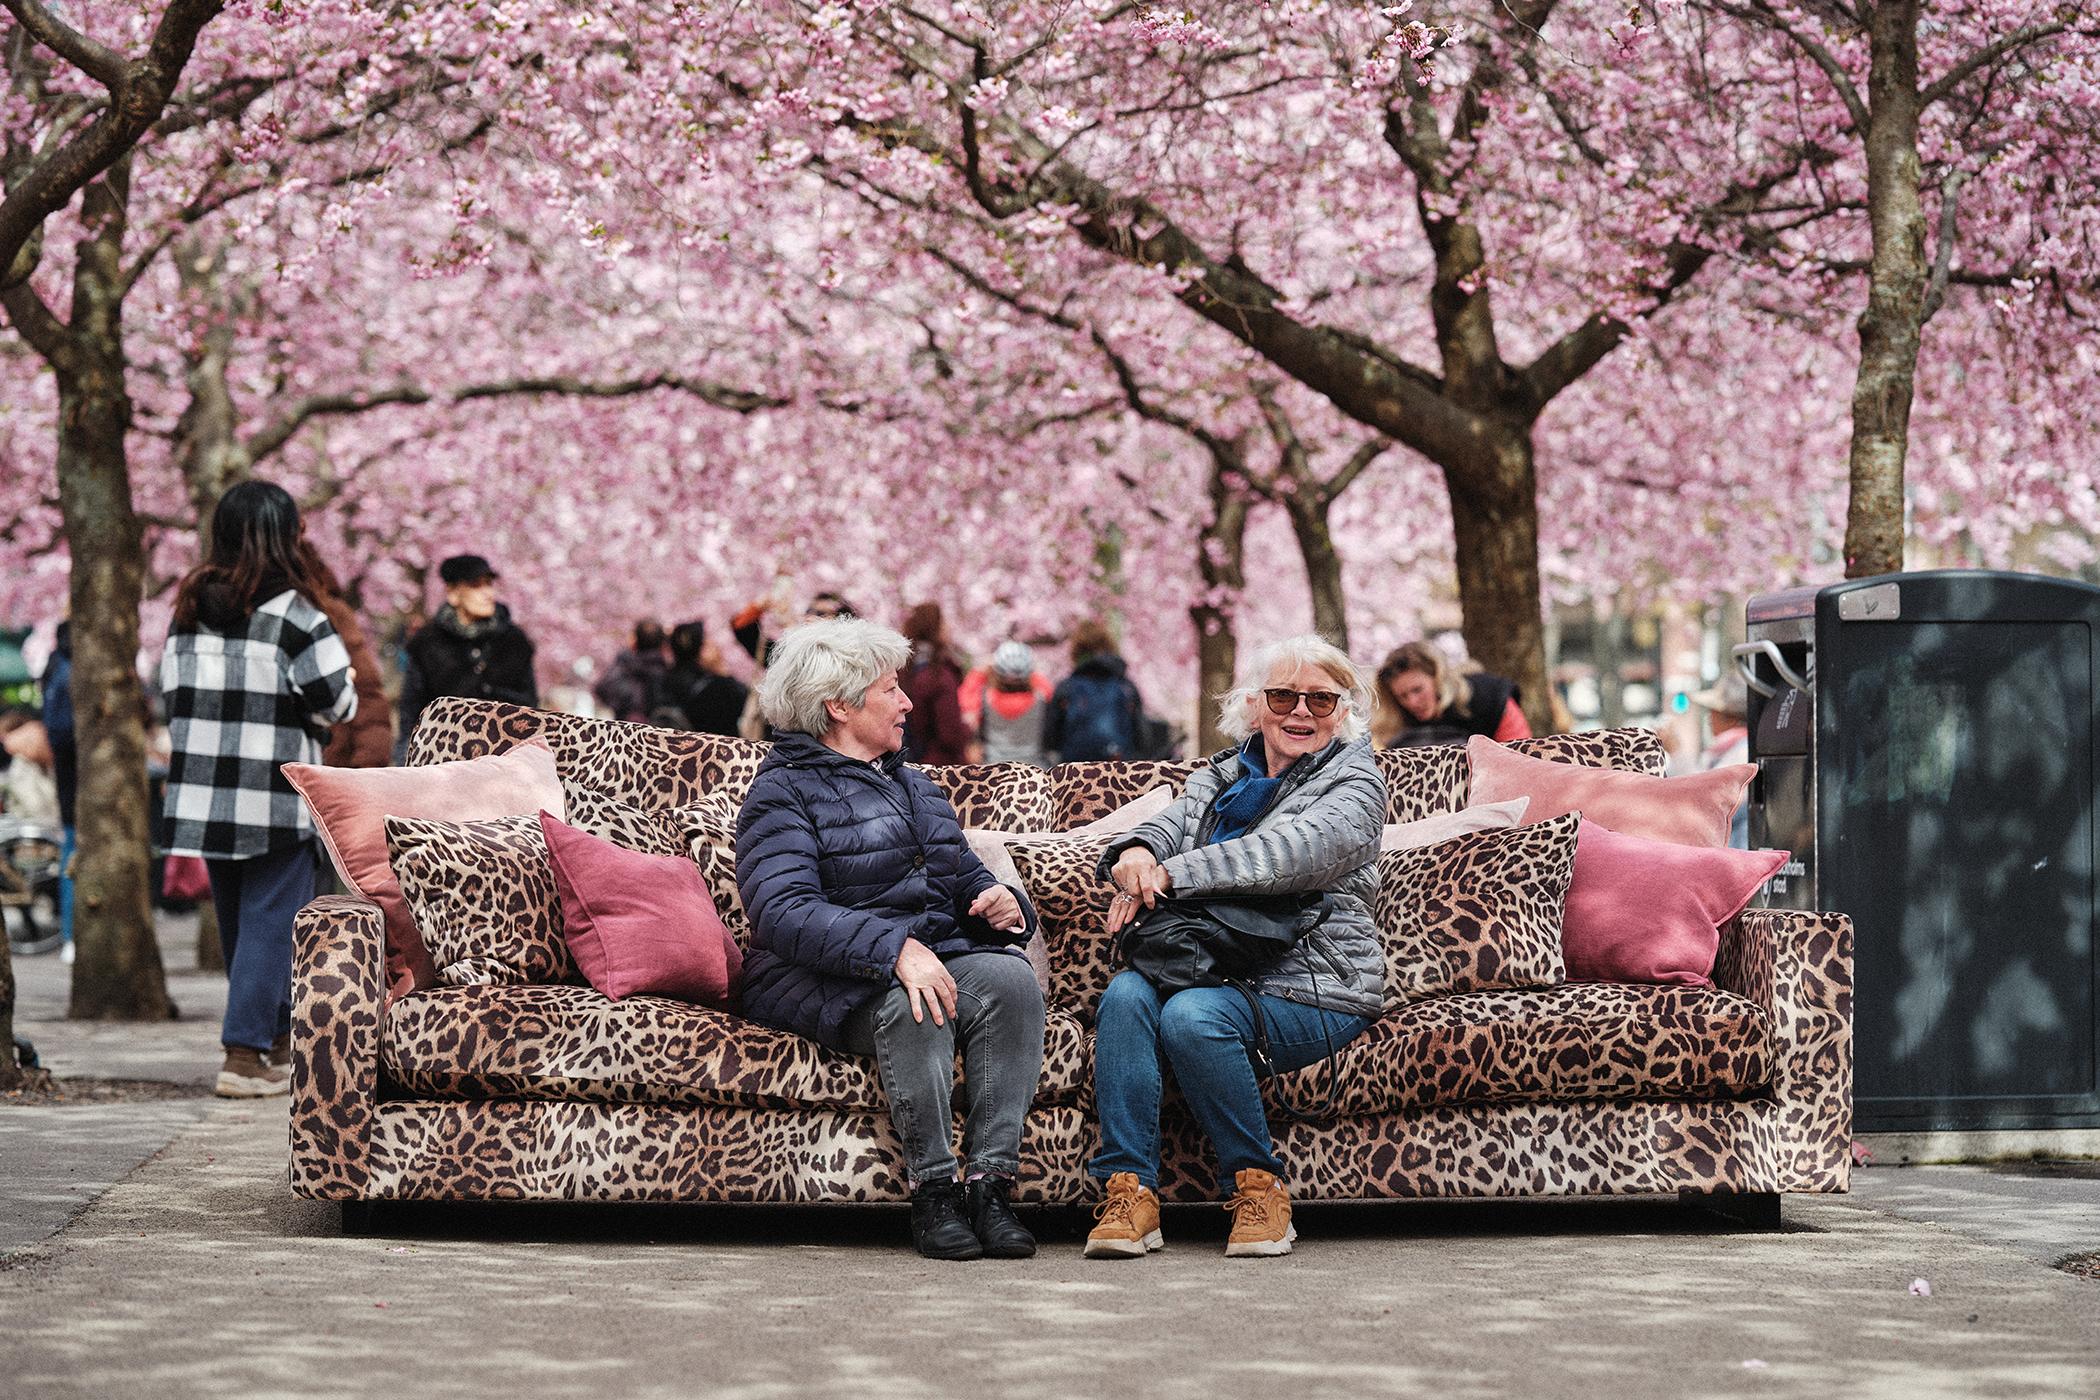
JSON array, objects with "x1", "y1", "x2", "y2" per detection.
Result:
[
  {"x1": 968, "y1": 884, "x2": 1025, "y2": 935},
  {"x1": 1106, "y1": 847, "x2": 1172, "y2": 934},
  {"x1": 894, "y1": 937, "x2": 959, "y2": 1026}
]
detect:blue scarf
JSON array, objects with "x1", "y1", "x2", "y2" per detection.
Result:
[{"x1": 1208, "y1": 737, "x2": 1294, "y2": 844}]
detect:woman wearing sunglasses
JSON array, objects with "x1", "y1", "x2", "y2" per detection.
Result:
[{"x1": 1082, "y1": 635, "x2": 1387, "y2": 1260}]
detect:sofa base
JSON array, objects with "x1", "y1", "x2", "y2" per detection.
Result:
[
  {"x1": 297, "y1": 1091, "x2": 1849, "y2": 1209},
  {"x1": 1678, "y1": 1188, "x2": 1783, "y2": 1231}
]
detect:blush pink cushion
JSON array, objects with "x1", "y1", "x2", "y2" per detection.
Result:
[
  {"x1": 1466, "y1": 735, "x2": 1753, "y2": 848},
  {"x1": 1381, "y1": 797, "x2": 1530, "y2": 852},
  {"x1": 1561, "y1": 820, "x2": 1786, "y2": 985},
  {"x1": 539, "y1": 811, "x2": 743, "y2": 1006},
  {"x1": 284, "y1": 741, "x2": 565, "y2": 999}
]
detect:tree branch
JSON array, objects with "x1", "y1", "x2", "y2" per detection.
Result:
[
  {"x1": 0, "y1": 0, "x2": 226, "y2": 280},
  {"x1": 3, "y1": 0, "x2": 124, "y2": 89},
  {"x1": 1921, "y1": 21, "x2": 2072, "y2": 109}
]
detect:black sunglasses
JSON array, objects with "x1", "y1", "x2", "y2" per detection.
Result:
[{"x1": 1262, "y1": 687, "x2": 1341, "y2": 718}]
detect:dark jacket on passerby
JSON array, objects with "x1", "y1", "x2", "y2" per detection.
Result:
[
  {"x1": 397, "y1": 603, "x2": 538, "y2": 747},
  {"x1": 40, "y1": 622, "x2": 75, "y2": 826},
  {"x1": 733, "y1": 733, "x2": 1035, "y2": 1050},
  {"x1": 1388, "y1": 672, "x2": 1526, "y2": 748},
  {"x1": 1044, "y1": 651, "x2": 1144, "y2": 762},
  {"x1": 657, "y1": 662, "x2": 748, "y2": 737},
  {"x1": 311, "y1": 589, "x2": 392, "y2": 769},
  {"x1": 593, "y1": 647, "x2": 668, "y2": 723},
  {"x1": 901, "y1": 645, "x2": 971, "y2": 765}
]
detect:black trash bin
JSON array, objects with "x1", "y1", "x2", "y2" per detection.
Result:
[{"x1": 1743, "y1": 570, "x2": 2100, "y2": 1133}]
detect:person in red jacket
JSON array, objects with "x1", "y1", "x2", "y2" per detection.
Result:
[{"x1": 899, "y1": 602, "x2": 972, "y2": 765}]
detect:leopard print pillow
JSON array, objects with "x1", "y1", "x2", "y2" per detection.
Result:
[
  {"x1": 387, "y1": 788, "x2": 685, "y2": 986},
  {"x1": 668, "y1": 799, "x2": 749, "y2": 947},
  {"x1": 1374, "y1": 810, "x2": 1580, "y2": 1008},
  {"x1": 387, "y1": 812, "x2": 572, "y2": 987},
  {"x1": 1008, "y1": 837, "x2": 1120, "y2": 1016}
]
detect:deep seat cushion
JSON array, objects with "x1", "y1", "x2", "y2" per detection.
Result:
[
  {"x1": 1262, "y1": 982, "x2": 1775, "y2": 1118},
  {"x1": 381, "y1": 983, "x2": 1093, "y2": 1111}
]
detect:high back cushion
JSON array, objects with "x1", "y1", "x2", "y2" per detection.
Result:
[
  {"x1": 1051, "y1": 759, "x2": 1203, "y2": 830},
  {"x1": 406, "y1": 697, "x2": 768, "y2": 810},
  {"x1": 1374, "y1": 727, "x2": 1672, "y2": 823},
  {"x1": 913, "y1": 762, "x2": 1056, "y2": 832}
]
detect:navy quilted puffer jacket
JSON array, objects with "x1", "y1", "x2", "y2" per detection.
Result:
[{"x1": 734, "y1": 732, "x2": 1036, "y2": 1048}]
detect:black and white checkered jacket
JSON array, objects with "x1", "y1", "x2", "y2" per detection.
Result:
[{"x1": 159, "y1": 589, "x2": 357, "y2": 859}]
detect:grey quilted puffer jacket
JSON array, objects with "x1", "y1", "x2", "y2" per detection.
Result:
[{"x1": 1100, "y1": 736, "x2": 1387, "y2": 1018}]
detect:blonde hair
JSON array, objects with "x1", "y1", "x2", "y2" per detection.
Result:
[
  {"x1": 1217, "y1": 635, "x2": 1370, "y2": 744},
  {"x1": 1371, "y1": 641, "x2": 1470, "y2": 746}
]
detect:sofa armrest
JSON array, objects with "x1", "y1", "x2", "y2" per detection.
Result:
[
  {"x1": 289, "y1": 895, "x2": 386, "y2": 1200},
  {"x1": 1716, "y1": 908, "x2": 1854, "y2": 1191}
]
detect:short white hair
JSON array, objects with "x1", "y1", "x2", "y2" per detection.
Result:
[
  {"x1": 759, "y1": 618, "x2": 911, "y2": 737},
  {"x1": 1217, "y1": 634, "x2": 1370, "y2": 744}
]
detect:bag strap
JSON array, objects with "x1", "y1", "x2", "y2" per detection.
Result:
[{"x1": 1228, "y1": 968, "x2": 1344, "y2": 1127}]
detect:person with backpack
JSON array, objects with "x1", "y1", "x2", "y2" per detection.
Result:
[
  {"x1": 594, "y1": 619, "x2": 669, "y2": 723},
  {"x1": 159, "y1": 482, "x2": 357, "y2": 1098},
  {"x1": 653, "y1": 620, "x2": 749, "y2": 736},
  {"x1": 1044, "y1": 620, "x2": 1146, "y2": 763},
  {"x1": 959, "y1": 642, "x2": 1053, "y2": 766}
]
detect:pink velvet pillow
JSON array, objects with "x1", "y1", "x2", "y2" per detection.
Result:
[
  {"x1": 538, "y1": 811, "x2": 743, "y2": 1006},
  {"x1": 1561, "y1": 820, "x2": 1786, "y2": 985},
  {"x1": 284, "y1": 741, "x2": 565, "y2": 998},
  {"x1": 1466, "y1": 735, "x2": 1753, "y2": 849}
]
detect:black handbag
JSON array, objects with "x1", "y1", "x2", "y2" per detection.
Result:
[
  {"x1": 1115, "y1": 892, "x2": 1346, "y2": 1125},
  {"x1": 1115, "y1": 893, "x2": 1332, "y2": 995}
]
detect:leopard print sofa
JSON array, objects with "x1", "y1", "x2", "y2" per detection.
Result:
[{"x1": 291, "y1": 698, "x2": 1850, "y2": 1213}]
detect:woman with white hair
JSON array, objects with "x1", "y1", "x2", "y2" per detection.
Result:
[
  {"x1": 1083, "y1": 635, "x2": 1387, "y2": 1261},
  {"x1": 734, "y1": 618, "x2": 1046, "y2": 1261}
]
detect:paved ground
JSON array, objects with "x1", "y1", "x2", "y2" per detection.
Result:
[{"x1": 4, "y1": 911, "x2": 2098, "y2": 1397}]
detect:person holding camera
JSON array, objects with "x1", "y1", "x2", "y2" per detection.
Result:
[{"x1": 1084, "y1": 635, "x2": 1387, "y2": 1260}]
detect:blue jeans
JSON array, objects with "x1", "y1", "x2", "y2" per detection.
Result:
[
  {"x1": 1090, "y1": 970, "x2": 1372, "y2": 1195},
  {"x1": 840, "y1": 951, "x2": 1045, "y2": 1186},
  {"x1": 206, "y1": 841, "x2": 316, "y2": 1052},
  {"x1": 58, "y1": 825, "x2": 75, "y2": 946}
]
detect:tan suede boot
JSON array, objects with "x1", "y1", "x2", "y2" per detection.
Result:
[
  {"x1": 1223, "y1": 1168, "x2": 1296, "y2": 1257},
  {"x1": 215, "y1": 1046, "x2": 289, "y2": 1099},
  {"x1": 1084, "y1": 1172, "x2": 1164, "y2": 1258}
]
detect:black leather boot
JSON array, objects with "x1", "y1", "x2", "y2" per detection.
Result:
[
  {"x1": 909, "y1": 1179, "x2": 983, "y2": 1260},
  {"x1": 965, "y1": 1176, "x2": 1037, "y2": 1259}
]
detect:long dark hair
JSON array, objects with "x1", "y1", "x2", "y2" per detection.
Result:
[{"x1": 171, "y1": 481, "x2": 328, "y2": 632}]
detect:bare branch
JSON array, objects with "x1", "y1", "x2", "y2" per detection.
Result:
[
  {"x1": 0, "y1": 0, "x2": 227, "y2": 279},
  {"x1": 3, "y1": 0, "x2": 125, "y2": 89}
]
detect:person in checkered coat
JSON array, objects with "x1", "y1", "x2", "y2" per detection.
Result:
[{"x1": 160, "y1": 481, "x2": 357, "y2": 1098}]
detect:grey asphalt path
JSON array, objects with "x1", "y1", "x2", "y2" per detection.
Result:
[
  {"x1": 3, "y1": 909, "x2": 225, "y2": 1255},
  {"x1": 2, "y1": 1101, "x2": 2096, "y2": 1400},
  {"x1": 1848, "y1": 1162, "x2": 2100, "y2": 1268}
]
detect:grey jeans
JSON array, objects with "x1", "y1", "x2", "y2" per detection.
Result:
[{"x1": 840, "y1": 951, "x2": 1045, "y2": 1185}]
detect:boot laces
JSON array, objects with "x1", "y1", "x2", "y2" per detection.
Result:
[
  {"x1": 1225, "y1": 1186, "x2": 1274, "y2": 1233},
  {"x1": 1093, "y1": 1188, "x2": 1140, "y2": 1229}
]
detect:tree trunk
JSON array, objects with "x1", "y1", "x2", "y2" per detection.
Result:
[
  {"x1": 1445, "y1": 430, "x2": 1557, "y2": 734},
  {"x1": 54, "y1": 168, "x2": 173, "y2": 1021},
  {"x1": 1191, "y1": 465, "x2": 1252, "y2": 756},
  {"x1": 195, "y1": 897, "x2": 224, "y2": 972},
  {"x1": 174, "y1": 239, "x2": 250, "y2": 545},
  {"x1": 1842, "y1": 1, "x2": 1926, "y2": 580},
  {"x1": 0, "y1": 934, "x2": 20, "y2": 1089},
  {"x1": 1282, "y1": 492, "x2": 1349, "y2": 652}
]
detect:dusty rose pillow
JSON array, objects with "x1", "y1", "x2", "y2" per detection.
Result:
[
  {"x1": 1562, "y1": 821, "x2": 1786, "y2": 985},
  {"x1": 1466, "y1": 735, "x2": 1753, "y2": 848},
  {"x1": 539, "y1": 811, "x2": 742, "y2": 1006},
  {"x1": 283, "y1": 741, "x2": 565, "y2": 998},
  {"x1": 1381, "y1": 797, "x2": 1529, "y2": 852}
]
